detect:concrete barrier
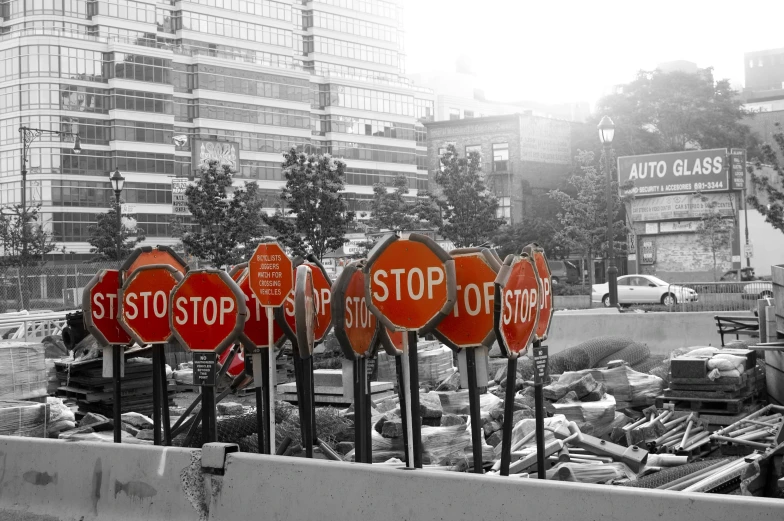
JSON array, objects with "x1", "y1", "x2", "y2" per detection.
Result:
[
  {"x1": 547, "y1": 310, "x2": 748, "y2": 356},
  {"x1": 1, "y1": 437, "x2": 783, "y2": 521}
]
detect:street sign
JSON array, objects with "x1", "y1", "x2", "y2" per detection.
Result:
[
  {"x1": 119, "y1": 265, "x2": 182, "y2": 345},
  {"x1": 249, "y1": 242, "x2": 293, "y2": 308},
  {"x1": 236, "y1": 270, "x2": 285, "y2": 350},
  {"x1": 533, "y1": 346, "x2": 549, "y2": 383},
  {"x1": 219, "y1": 346, "x2": 245, "y2": 378},
  {"x1": 744, "y1": 244, "x2": 754, "y2": 259},
  {"x1": 493, "y1": 253, "x2": 541, "y2": 358},
  {"x1": 433, "y1": 248, "x2": 501, "y2": 350},
  {"x1": 617, "y1": 149, "x2": 729, "y2": 197},
  {"x1": 364, "y1": 233, "x2": 456, "y2": 334},
  {"x1": 730, "y1": 148, "x2": 746, "y2": 190},
  {"x1": 169, "y1": 269, "x2": 247, "y2": 354},
  {"x1": 122, "y1": 246, "x2": 187, "y2": 277},
  {"x1": 332, "y1": 260, "x2": 379, "y2": 359},
  {"x1": 193, "y1": 352, "x2": 217, "y2": 386},
  {"x1": 83, "y1": 269, "x2": 131, "y2": 346},
  {"x1": 378, "y1": 327, "x2": 404, "y2": 356},
  {"x1": 294, "y1": 265, "x2": 317, "y2": 357},
  {"x1": 277, "y1": 259, "x2": 333, "y2": 346},
  {"x1": 523, "y1": 244, "x2": 554, "y2": 342},
  {"x1": 171, "y1": 177, "x2": 190, "y2": 215}
]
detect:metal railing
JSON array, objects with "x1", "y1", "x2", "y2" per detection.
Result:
[
  {"x1": 0, "y1": 310, "x2": 75, "y2": 342},
  {"x1": 666, "y1": 281, "x2": 773, "y2": 312}
]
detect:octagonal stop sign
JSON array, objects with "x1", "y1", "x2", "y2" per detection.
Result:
[
  {"x1": 523, "y1": 243, "x2": 554, "y2": 342},
  {"x1": 122, "y1": 245, "x2": 187, "y2": 278},
  {"x1": 332, "y1": 260, "x2": 379, "y2": 359},
  {"x1": 169, "y1": 269, "x2": 247, "y2": 354},
  {"x1": 364, "y1": 233, "x2": 456, "y2": 334},
  {"x1": 249, "y1": 242, "x2": 293, "y2": 308},
  {"x1": 433, "y1": 248, "x2": 501, "y2": 350},
  {"x1": 119, "y1": 265, "x2": 183, "y2": 345},
  {"x1": 493, "y1": 253, "x2": 541, "y2": 358},
  {"x1": 83, "y1": 269, "x2": 131, "y2": 346},
  {"x1": 236, "y1": 269, "x2": 285, "y2": 350},
  {"x1": 278, "y1": 259, "x2": 332, "y2": 344}
]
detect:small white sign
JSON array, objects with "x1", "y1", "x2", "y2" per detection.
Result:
[
  {"x1": 744, "y1": 244, "x2": 754, "y2": 258},
  {"x1": 732, "y1": 255, "x2": 742, "y2": 263},
  {"x1": 645, "y1": 223, "x2": 658, "y2": 234},
  {"x1": 121, "y1": 204, "x2": 136, "y2": 214}
]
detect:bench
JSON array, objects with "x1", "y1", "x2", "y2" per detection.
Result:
[{"x1": 714, "y1": 315, "x2": 759, "y2": 346}]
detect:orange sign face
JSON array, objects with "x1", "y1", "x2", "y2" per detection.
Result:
[
  {"x1": 494, "y1": 255, "x2": 541, "y2": 357},
  {"x1": 332, "y1": 262, "x2": 378, "y2": 359},
  {"x1": 365, "y1": 234, "x2": 456, "y2": 333},
  {"x1": 249, "y1": 242, "x2": 293, "y2": 308},
  {"x1": 123, "y1": 246, "x2": 187, "y2": 277},
  {"x1": 119, "y1": 265, "x2": 182, "y2": 345},
  {"x1": 236, "y1": 271, "x2": 285, "y2": 349},
  {"x1": 278, "y1": 261, "x2": 332, "y2": 345},
  {"x1": 434, "y1": 250, "x2": 500, "y2": 349},
  {"x1": 531, "y1": 249, "x2": 553, "y2": 341},
  {"x1": 169, "y1": 270, "x2": 247, "y2": 353},
  {"x1": 83, "y1": 269, "x2": 131, "y2": 346}
]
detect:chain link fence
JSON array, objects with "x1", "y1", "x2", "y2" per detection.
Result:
[
  {"x1": 666, "y1": 281, "x2": 773, "y2": 313},
  {"x1": 0, "y1": 262, "x2": 120, "y2": 313}
]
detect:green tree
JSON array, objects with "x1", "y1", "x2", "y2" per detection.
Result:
[
  {"x1": 695, "y1": 194, "x2": 735, "y2": 281},
  {"x1": 587, "y1": 68, "x2": 757, "y2": 157},
  {"x1": 425, "y1": 145, "x2": 505, "y2": 248},
  {"x1": 493, "y1": 196, "x2": 566, "y2": 259},
  {"x1": 182, "y1": 160, "x2": 266, "y2": 268},
  {"x1": 264, "y1": 149, "x2": 355, "y2": 261},
  {"x1": 549, "y1": 150, "x2": 627, "y2": 288},
  {"x1": 368, "y1": 174, "x2": 421, "y2": 232},
  {"x1": 87, "y1": 205, "x2": 145, "y2": 261},
  {"x1": 748, "y1": 123, "x2": 784, "y2": 234}
]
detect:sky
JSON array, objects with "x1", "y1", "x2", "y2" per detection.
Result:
[{"x1": 401, "y1": 0, "x2": 784, "y2": 109}]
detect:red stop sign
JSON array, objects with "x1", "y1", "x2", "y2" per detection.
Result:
[
  {"x1": 365, "y1": 233, "x2": 456, "y2": 333},
  {"x1": 278, "y1": 260, "x2": 332, "y2": 345},
  {"x1": 249, "y1": 242, "x2": 293, "y2": 308},
  {"x1": 83, "y1": 269, "x2": 131, "y2": 346},
  {"x1": 494, "y1": 254, "x2": 541, "y2": 357},
  {"x1": 433, "y1": 249, "x2": 501, "y2": 350},
  {"x1": 236, "y1": 270, "x2": 285, "y2": 349},
  {"x1": 169, "y1": 269, "x2": 247, "y2": 353},
  {"x1": 119, "y1": 265, "x2": 182, "y2": 345},
  {"x1": 122, "y1": 246, "x2": 187, "y2": 278},
  {"x1": 523, "y1": 244, "x2": 554, "y2": 342},
  {"x1": 332, "y1": 260, "x2": 379, "y2": 359},
  {"x1": 219, "y1": 346, "x2": 246, "y2": 378}
]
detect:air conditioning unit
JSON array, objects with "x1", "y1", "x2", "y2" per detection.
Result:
[{"x1": 63, "y1": 288, "x2": 84, "y2": 308}]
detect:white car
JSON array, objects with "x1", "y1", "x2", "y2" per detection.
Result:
[
  {"x1": 592, "y1": 274, "x2": 698, "y2": 307},
  {"x1": 741, "y1": 281, "x2": 773, "y2": 300}
]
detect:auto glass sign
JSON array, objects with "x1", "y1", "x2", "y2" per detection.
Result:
[
  {"x1": 618, "y1": 149, "x2": 729, "y2": 197},
  {"x1": 193, "y1": 140, "x2": 239, "y2": 173}
]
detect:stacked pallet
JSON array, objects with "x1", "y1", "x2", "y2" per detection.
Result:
[
  {"x1": 54, "y1": 346, "x2": 173, "y2": 418},
  {"x1": 0, "y1": 342, "x2": 47, "y2": 401},
  {"x1": 0, "y1": 399, "x2": 50, "y2": 437}
]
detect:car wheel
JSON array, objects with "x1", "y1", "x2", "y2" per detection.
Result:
[
  {"x1": 551, "y1": 277, "x2": 560, "y2": 285},
  {"x1": 602, "y1": 294, "x2": 611, "y2": 307},
  {"x1": 761, "y1": 291, "x2": 773, "y2": 299},
  {"x1": 662, "y1": 293, "x2": 677, "y2": 306}
]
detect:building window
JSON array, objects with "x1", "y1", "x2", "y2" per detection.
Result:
[
  {"x1": 497, "y1": 197, "x2": 511, "y2": 222},
  {"x1": 493, "y1": 142, "x2": 508, "y2": 172},
  {"x1": 449, "y1": 108, "x2": 460, "y2": 120},
  {"x1": 464, "y1": 110, "x2": 474, "y2": 118},
  {"x1": 465, "y1": 145, "x2": 481, "y2": 160}
]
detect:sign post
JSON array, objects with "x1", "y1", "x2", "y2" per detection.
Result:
[
  {"x1": 249, "y1": 242, "x2": 293, "y2": 454},
  {"x1": 293, "y1": 265, "x2": 318, "y2": 457},
  {"x1": 364, "y1": 233, "x2": 456, "y2": 468},
  {"x1": 169, "y1": 269, "x2": 247, "y2": 444},
  {"x1": 118, "y1": 264, "x2": 183, "y2": 445},
  {"x1": 432, "y1": 248, "x2": 501, "y2": 473},
  {"x1": 493, "y1": 252, "x2": 541, "y2": 476},
  {"x1": 332, "y1": 260, "x2": 380, "y2": 463},
  {"x1": 83, "y1": 269, "x2": 131, "y2": 443}
]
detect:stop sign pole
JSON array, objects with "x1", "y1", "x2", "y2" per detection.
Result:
[
  {"x1": 365, "y1": 233, "x2": 456, "y2": 468},
  {"x1": 83, "y1": 269, "x2": 131, "y2": 444},
  {"x1": 493, "y1": 252, "x2": 542, "y2": 477},
  {"x1": 249, "y1": 242, "x2": 294, "y2": 454},
  {"x1": 432, "y1": 248, "x2": 501, "y2": 474},
  {"x1": 332, "y1": 260, "x2": 380, "y2": 463}
]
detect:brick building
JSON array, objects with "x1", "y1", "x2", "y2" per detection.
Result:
[{"x1": 424, "y1": 114, "x2": 572, "y2": 224}]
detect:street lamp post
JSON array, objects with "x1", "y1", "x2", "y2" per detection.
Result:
[
  {"x1": 110, "y1": 168, "x2": 125, "y2": 260},
  {"x1": 597, "y1": 116, "x2": 618, "y2": 307}
]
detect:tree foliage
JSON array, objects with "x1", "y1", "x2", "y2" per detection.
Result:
[
  {"x1": 263, "y1": 149, "x2": 355, "y2": 260},
  {"x1": 549, "y1": 151, "x2": 627, "y2": 286},
  {"x1": 695, "y1": 194, "x2": 735, "y2": 281},
  {"x1": 182, "y1": 160, "x2": 266, "y2": 268},
  {"x1": 87, "y1": 203, "x2": 145, "y2": 261},
  {"x1": 0, "y1": 204, "x2": 58, "y2": 267},
  {"x1": 424, "y1": 145, "x2": 505, "y2": 248},
  {"x1": 492, "y1": 197, "x2": 566, "y2": 260},
  {"x1": 588, "y1": 68, "x2": 756, "y2": 157},
  {"x1": 748, "y1": 123, "x2": 784, "y2": 234},
  {"x1": 368, "y1": 174, "x2": 421, "y2": 232}
]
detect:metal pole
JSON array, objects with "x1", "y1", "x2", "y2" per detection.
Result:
[
  {"x1": 407, "y1": 331, "x2": 423, "y2": 469},
  {"x1": 466, "y1": 348, "x2": 483, "y2": 473},
  {"x1": 533, "y1": 341, "x2": 547, "y2": 479},
  {"x1": 157, "y1": 344, "x2": 171, "y2": 446},
  {"x1": 395, "y1": 354, "x2": 410, "y2": 467},
  {"x1": 499, "y1": 356, "x2": 517, "y2": 476},
  {"x1": 20, "y1": 132, "x2": 28, "y2": 267},
  {"x1": 152, "y1": 347, "x2": 161, "y2": 445},
  {"x1": 115, "y1": 192, "x2": 122, "y2": 259},
  {"x1": 113, "y1": 344, "x2": 122, "y2": 443},
  {"x1": 743, "y1": 188, "x2": 750, "y2": 268},
  {"x1": 353, "y1": 358, "x2": 363, "y2": 462},
  {"x1": 604, "y1": 144, "x2": 618, "y2": 306}
]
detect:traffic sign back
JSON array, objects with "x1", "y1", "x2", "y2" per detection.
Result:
[
  {"x1": 83, "y1": 269, "x2": 131, "y2": 346},
  {"x1": 332, "y1": 260, "x2": 379, "y2": 359},
  {"x1": 433, "y1": 248, "x2": 500, "y2": 350},
  {"x1": 523, "y1": 243, "x2": 554, "y2": 342},
  {"x1": 119, "y1": 265, "x2": 182, "y2": 345},
  {"x1": 364, "y1": 233, "x2": 456, "y2": 334},
  {"x1": 277, "y1": 259, "x2": 332, "y2": 345},
  {"x1": 249, "y1": 242, "x2": 293, "y2": 308},
  {"x1": 493, "y1": 254, "x2": 541, "y2": 358},
  {"x1": 122, "y1": 246, "x2": 187, "y2": 277},
  {"x1": 169, "y1": 269, "x2": 247, "y2": 353},
  {"x1": 294, "y1": 265, "x2": 316, "y2": 357}
]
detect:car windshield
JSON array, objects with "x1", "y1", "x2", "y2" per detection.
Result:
[{"x1": 644, "y1": 276, "x2": 669, "y2": 287}]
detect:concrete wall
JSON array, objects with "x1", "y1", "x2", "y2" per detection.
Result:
[
  {"x1": 547, "y1": 310, "x2": 740, "y2": 354},
  {"x1": 1, "y1": 437, "x2": 783, "y2": 521}
]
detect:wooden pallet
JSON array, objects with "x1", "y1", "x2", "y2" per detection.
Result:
[
  {"x1": 663, "y1": 384, "x2": 756, "y2": 400},
  {"x1": 655, "y1": 392, "x2": 762, "y2": 414}
]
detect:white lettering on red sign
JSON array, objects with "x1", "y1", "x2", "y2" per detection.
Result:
[
  {"x1": 540, "y1": 278, "x2": 551, "y2": 311},
  {"x1": 243, "y1": 289, "x2": 264, "y2": 321},
  {"x1": 125, "y1": 290, "x2": 168, "y2": 319},
  {"x1": 502, "y1": 287, "x2": 538, "y2": 325},
  {"x1": 345, "y1": 296, "x2": 372, "y2": 328},
  {"x1": 173, "y1": 296, "x2": 235, "y2": 325},
  {"x1": 372, "y1": 267, "x2": 444, "y2": 302},
  {"x1": 284, "y1": 288, "x2": 331, "y2": 317},
  {"x1": 92, "y1": 292, "x2": 118, "y2": 320},
  {"x1": 451, "y1": 282, "x2": 494, "y2": 318}
]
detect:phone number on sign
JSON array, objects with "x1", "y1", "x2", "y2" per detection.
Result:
[{"x1": 693, "y1": 181, "x2": 724, "y2": 191}]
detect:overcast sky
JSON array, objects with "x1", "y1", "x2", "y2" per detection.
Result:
[{"x1": 402, "y1": 0, "x2": 784, "y2": 108}]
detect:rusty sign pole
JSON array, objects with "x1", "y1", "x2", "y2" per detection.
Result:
[{"x1": 293, "y1": 265, "x2": 317, "y2": 458}]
